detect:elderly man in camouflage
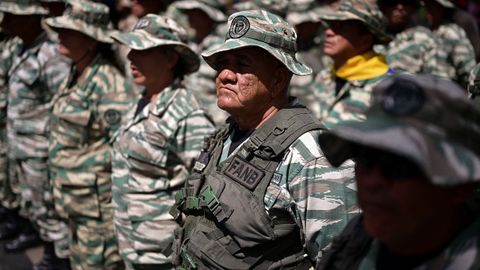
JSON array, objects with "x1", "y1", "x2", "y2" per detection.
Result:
[
  {"x1": 423, "y1": 0, "x2": 476, "y2": 88},
  {"x1": 317, "y1": 74, "x2": 480, "y2": 270},
  {"x1": 45, "y1": 1, "x2": 135, "y2": 269},
  {"x1": 173, "y1": 0, "x2": 229, "y2": 125},
  {"x1": 170, "y1": 10, "x2": 357, "y2": 269},
  {"x1": 469, "y1": 63, "x2": 480, "y2": 105},
  {"x1": 377, "y1": 0, "x2": 449, "y2": 77},
  {"x1": 314, "y1": 0, "x2": 391, "y2": 128},
  {"x1": 0, "y1": 0, "x2": 72, "y2": 268},
  {"x1": 111, "y1": 14, "x2": 215, "y2": 270}
]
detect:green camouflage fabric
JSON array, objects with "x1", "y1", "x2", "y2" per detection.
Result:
[
  {"x1": 49, "y1": 54, "x2": 135, "y2": 269},
  {"x1": 468, "y1": 63, "x2": 480, "y2": 105},
  {"x1": 0, "y1": 0, "x2": 48, "y2": 15},
  {"x1": 199, "y1": 99, "x2": 358, "y2": 261},
  {"x1": 0, "y1": 37, "x2": 21, "y2": 210},
  {"x1": 112, "y1": 81, "x2": 215, "y2": 269},
  {"x1": 173, "y1": 0, "x2": 227, "y2": 22},
  {"x1": 232, "y1": 0, "x2": 289, "y2": 17},
  {"x1": 6, "y1": 32, "x2": 71, "y2": 256},
  {"x1": 320, "y1": 74, "x2": 480, "y2": 186},
  {"x1": 112, "y1": 13, "x2": 200, "y2": 75},
  {"x1": 380, "y1": 26, "x2": 450, "y2": 77},
  {"x1": 433, "y1": 23, "x2": 476, "y2": 88},
  {"x1": 317, "y1": 0, "x2": 392, "y2": 43},
  {"x1": 286, "y1": 0, "x2": 321, "y2": 25},
  {"x1": 44, "y1": 0, "x2": 116, "y2": 43},
  {"x1": 182, "y1": 23, "x2": 228, "y2": 125},
  {"x1": 203, "y1": 9, "x2": 312, "y2": 76},
  {"x1": 312, "y1": 68, "x2": 388, "y2": 128}
]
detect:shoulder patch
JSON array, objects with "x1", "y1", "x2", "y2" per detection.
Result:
[
  {"x1": 104, "y1": 109, "x2": 122, "y2": 126},
  {"x1": 224, "y1": 156, "x2": 265, "y2": 190}
]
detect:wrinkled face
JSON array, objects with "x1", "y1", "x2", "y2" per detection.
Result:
[
  {"x1": 323, "y1": 20, "x2": 373, "y2": 64},
  {"x1": 127, "y1": 47, "x2": 177, "y2": 87},
  {"x1": 57, "y1": 28, "x2": 97, "y2": 61},
  {"x1": 381, "y1": 1, "x2": 417, "y2": 32},
  {"x1": 354, "y1": 148, "x2": 460, "y2": 245},
  {"x1": 213, "y1": 47, "x2": 280, "y2": 117}
]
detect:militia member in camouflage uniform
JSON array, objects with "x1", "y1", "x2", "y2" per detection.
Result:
[
  {"x1": 0, "y1": 1, "x2": 72, "y2": 267},
  {"x1": 469, "y1": 63, "x2": 480, "y2": 105},
  {"x1": 174, "y1": 0, "x2": 229, "y2": 125},
  {"x1": 111, "y1": 14, "x2": 215, "y2": 269},
  {"x1": 314, "y1": 0, "x2": 391, "y2": 128},
  {"x1": 317, "y1": 74, "x2": 480, "y2": 270},
  {"x1": 377, "y1": 0, "x2": 449, "y2": 77},
  {"x1": 45, "y1": 1, "x2": 135, "y2": 269},
  {"x1": 423, "y1": 0, "x2": 476, "y2": 88},
  {"x1": 170, "y1": 10, "x2": 357, "y2": 269},
  {"x1": 287, "y1": 0, "x2": 332, "y2": 119}
]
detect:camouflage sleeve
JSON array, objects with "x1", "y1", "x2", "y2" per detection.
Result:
[
  {"x1": 40, "y1": 43, "x2": 71, "y2": 96},
  {"x1": 268, "y1": 130, "x2": 357, "y2": 262}
]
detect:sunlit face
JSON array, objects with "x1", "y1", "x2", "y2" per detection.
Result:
[
  {"x1": 323, "y1": 20, "x2": 373, "y2": 64},
  {"x1": 213, "y1": 47, "x2": 280, "y2": 118},
  {"x1": 57, "y1": 28, "x2": 97, "y2": 61},
  {"x1": 127, "y1": 47, "x2": 177, "y2": 88},
  {"x1": 355, "y1": 149, "x2": 460, "y2": 246}
]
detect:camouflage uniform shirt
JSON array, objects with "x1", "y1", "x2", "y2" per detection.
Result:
[
  {"x1": 434, "y1": 23, "x2": 476, "y2": 88},
  {"x1": 468, "y1": 63, "x2": 480, "y2": 105},
  {"x1": 8, "y1": 32, "x2": 70, "y2": 160},
  {"x1": 49, "y1": 54, "x2": 135, "y2": 220},
  {"x1": 112, "y1": 81, "x2": 215, "y2": 265},
  {"x1": 383, "y1": 26, "x2": 449, "y2": 77}
]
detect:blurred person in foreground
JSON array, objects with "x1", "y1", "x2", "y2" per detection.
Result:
[{"x1": 317, "y1": 74, "x2": 480, "y2": 270}]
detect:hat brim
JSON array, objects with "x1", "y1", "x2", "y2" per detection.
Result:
[
  {"x1": 112, "y1": 31, "x2": 200, "y2": 75},
  {"x1": 44, "y1": 16, "x2": 115, "y2": 43},
  {"x1": 202, "y1": 37, "x2": 312, "y2": 76},
  {"x1": 174, "y1": 1, "x2": 226, "y2": 22},
  {"x1": 318, "y1": 10, "x2": 392, "y2": 44},
  {"x1": 0, "y1": 3, "x2": 48, "y2": 15},
  {"x1": 319, "y1": 115, "x2": 480, "y2": 186}
]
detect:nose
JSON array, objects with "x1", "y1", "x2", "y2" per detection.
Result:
[
  {"x1": 217, "y1": 68, "x2": 237, "y2": 85},
  {"x1": 127, "y1": 50, "x2": 136, "y2": 62},
  {"x1": 324, "y1": 27, "x2": 335, "y2": 37}
]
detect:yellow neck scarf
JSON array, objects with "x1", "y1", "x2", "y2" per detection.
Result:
[{"x1": 335, "y1": 51, "x2": 389, "y2": 81}]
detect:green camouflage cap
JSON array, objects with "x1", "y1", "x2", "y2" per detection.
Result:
[
  {"x1": 174, "y1": 0, "x2": 226, "y2": 22},
  {"x1": 233, "y1": 0, "x2": 289, "y2": 18},
  {"x1": 286, "y1": 0, "x2": 321, "y2": 26},
  {"x1": 319, "y1": 74, "x2": 480, "y2": 186},
  {"x1": 317, "y1": 0, "x2": 392, "y2": 43},
  {"x1": 112, "y1": 14, "x2": 200, "y2": 75},
  {"x1": 202, "y1": 9, "x2": 312, "y2": 76},
  {"x1": 433, "y1": 0, "x2": 455, "y2": 8},
  {"x1": 44, "y1": 0, "x2": 115, "y2": 43},
  {"x1": 0, "y1": 0, "x2": 49, "y2": 15}
]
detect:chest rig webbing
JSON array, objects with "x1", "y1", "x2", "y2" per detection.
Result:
[{"x1": 170, "y1": 105, "x2": 322, "y2": 270}]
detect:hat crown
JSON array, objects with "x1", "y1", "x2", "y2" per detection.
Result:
[
  {"x1": 340, "y1": 0, "x2": 386, "y2": 32},
  {"x1": 64, "y1": 0, "x2": 110, "y2": 27},
  {"x1": 134, "y1": 14, "x2": 188, "y2": 43},
  {"x1": 226, "y1": 9, "x2": 297, "y2": 53}
]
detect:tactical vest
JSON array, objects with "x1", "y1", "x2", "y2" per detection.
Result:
[{"x1": 170, "y1": 105, "x2": 322, "y2": 269}]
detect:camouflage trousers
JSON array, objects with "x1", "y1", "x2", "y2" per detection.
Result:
[
  {"x1": 0, "y1": 136, "x2": 18, "y2": 209},
  {"x1": 9, "y1": 157, "x2": 69, "y2": 257},
  {"x1": 68, "y1": 204, "x2": 124, "y2": 270},
  {"x1": 115, "y1": 214, "x2": 176, "y2": 270}
]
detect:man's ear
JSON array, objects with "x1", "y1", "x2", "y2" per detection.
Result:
[
  {"x1": 165, "y1": 49, "x2": 180, "y2": 70},
  {"x1": 270, "y1": 66, "x2": 291, "y2": 98}
]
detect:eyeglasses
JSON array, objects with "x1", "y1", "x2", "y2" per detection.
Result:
[{"x1": 353, "y1": 146, "x2": 425, "y2": 181}]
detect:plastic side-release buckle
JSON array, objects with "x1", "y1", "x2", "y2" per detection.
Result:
[
  {"x1": 200, "y1": 185, "x2": 230, "y2": 223},
  {"x1": 181, "y1": 246, "x2": 197, "y2": 269}
]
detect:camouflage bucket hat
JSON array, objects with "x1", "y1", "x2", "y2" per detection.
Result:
[
  {"x1": 174, "y1": 0, "x2": 226, "y2": 22},
  {"x1": 0, "y1": 0, "x2": 49, "y2": 15},
  {"x1": 319, "y1": 74, "x2": 480, "y2": 186},
  {"x1": 434, "y1": 0, "x2": 455, "y2": 8},
  {"x1": 112, "y1": 14, "x2": 200, "y2": 75},
  {"x1": 202, "y1": 9, "x2": 312, "y2": 76},
  {"x1": 317, "y1": 0, "x2": 392, "y2": 43},
  {"x1": 233, "y1": 0, "x2": 289, "y2": 18},
  {"x1": 44, "y1": 0, "x2": 115, "y2": 43}
]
